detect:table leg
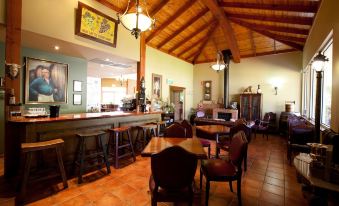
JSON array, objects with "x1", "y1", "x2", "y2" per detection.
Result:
[{"x1": 215, "y1": 134, "x2": 219, "y2": 158}]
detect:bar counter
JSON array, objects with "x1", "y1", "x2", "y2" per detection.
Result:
[{"x1": 5, "y1": 111, "x2": 162, "y2": 177}]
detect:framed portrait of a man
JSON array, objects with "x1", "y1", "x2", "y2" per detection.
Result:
[
  {"x1": 152, "y1": 73, "x2": 162, "y2": 99},
  {"x1": 25, "y1": 57, "x2": 68, "y2": 104}
]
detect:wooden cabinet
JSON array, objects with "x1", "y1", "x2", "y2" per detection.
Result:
[{"x1": 240, "y1": 94, "x2": 262, "y2": 121}]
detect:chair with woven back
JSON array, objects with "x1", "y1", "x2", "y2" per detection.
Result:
[
  {"x1": 181, "y1": 120, "x2": 211, "y2": 158},
  {"x1": 252, "y1": 112, "x2": 272, "y2": 140},
  {"x1": 200, "y1": 131, "x2": 248, "y2": 206},
  {"x1": 149, "y1": 145, "x2": 198, "y2": 206},
  {"x1": 164, "y1": 123, "x2": 186, "y2": 138}
]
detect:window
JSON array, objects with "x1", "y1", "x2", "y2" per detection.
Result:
[
  {"x1": 101, "y1": 87, "x2": 127, "y2": 105},
  {"x1": 302, "y1": 39, "x2": 333, "y2": 126}
]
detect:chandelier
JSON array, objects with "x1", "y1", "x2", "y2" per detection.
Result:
[
  {"x1": 211, "y1": 51, "x2": 226, "y2": 72},
  {"x1": 117, "y1": 0, "x2": 155, "y2": 39}
]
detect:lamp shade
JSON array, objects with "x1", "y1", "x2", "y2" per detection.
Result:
[
  {"x1": 312, "y1": 52, "x2": 328, "y2": 72},
  {"x1": 211, "y1": 64, "x2": 226, "y2": 71},
  {"x1": 120, "y1": 13, "x2": 153, "y2": 32}
]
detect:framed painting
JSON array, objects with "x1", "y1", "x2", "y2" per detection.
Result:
[
  {"x1": 73, "y1": 94, "x2": 82, "y2": 105},
  {"x1": 76, "y1": 2, "x2": 118, "y2": 47},
  {"x1": 25, "y1": 57, "x2": 68, "y2": 104},
  {"x1": 73, "y1": 80, "x2": 82, "y2": 92},
  {"x1": 152, "y1": 73, "x2": 162, "y2": 99},
  {"x1": 203, "y1": 80, "x2": 212, "y2": 101}
]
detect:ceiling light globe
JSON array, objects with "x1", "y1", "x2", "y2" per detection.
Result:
[{"x1": 120, "y1": 13, "x2": 153, "y2": 32}]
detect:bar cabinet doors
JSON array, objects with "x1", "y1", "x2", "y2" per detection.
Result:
[{"x1": 240, "y1": 94, "x2": 262, "y2": 121}]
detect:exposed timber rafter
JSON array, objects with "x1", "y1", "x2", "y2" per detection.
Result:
[
  {"x1": 168, "y1": 20, "x2": 215, "y2": 54},
  {"x1": 226, "y1": 12, "x2": 313, "y2": 25},
  {"x1": 149, "y1": 0, "x2": 169, "y2": 16},
  {"x1": 220, "y1": 2, "x2": 319, "y2": 13},
  {"x1": 230, "y1": 18, "x2": 304, "y2": 50},
  {"x1": 228, "y1": 18, "x2": 309, "y2": 35},
  {"x1": 192, "y1": 24, "x2": 218, "y2": 63},
  {"x1": 201, "y1": 0, "x2": 241, "y2": 63},
  {"x1": 157, "y1": 8, "x2": 209, "y2": 49},
  {"x1": 146, "y1": 0, "x2": 195, "y2": 43},
  {"x1": 177, "y1": 23, "x2": 217, "y2": 58}
]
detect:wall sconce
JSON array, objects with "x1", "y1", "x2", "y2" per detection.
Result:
[{"x1": 274, "y1": 86, "x2": 278, "y2": 95}]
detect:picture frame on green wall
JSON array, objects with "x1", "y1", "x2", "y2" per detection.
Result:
[
  {"x1": 25, "y1": 57, "x2": 68, "y2": 104},
  {"x1": 73, "y1": 80, "x2": 82, "y2": 92},
  {"x1": 73, "y1": 94, "x2": 82, "y2": 105}
]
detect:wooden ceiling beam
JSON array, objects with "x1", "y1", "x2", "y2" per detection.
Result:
[
  {"x1": 230, "y1": 18, "x2": 304, "y2": 50},
  {"x1": 249, "y1": 31, "x2": 256, "y2": 56},
  {"x1": 201, "y1": 0, "x2": 240, "y2": 63},
  {"x1": 220, "y1": 2, "x2": 319, "y2": 13},
  {"x1": 146, "y1": 0, "x2": 195, "y2": 43},
  {"x1": 226, "y1": 12, "x2": 313, "y2": 25},
  {"x1": 192, "y1": 25, "x2": 217, "y2": 63},
  {"x1": 157, "y1": 8, "x2": 209, "y2": 49},
  {"x1": 229, "y1": 18, "x2": 309, "y2": 35},
  {"x1": 195, "y1": 48, "x2": 297, "y2": 64},
  {"x1": 149, "y1": 0, "x2": 170, "y2": 16},
  {"x1": 230, "y1": 18, "x2": 306, "y2": 43},
  {"x1": 168, "y1": 20, "x2": 214, "y2": 54},
  {"x1": 95, "y1": 0, "x2": 123, "y2": 13}
]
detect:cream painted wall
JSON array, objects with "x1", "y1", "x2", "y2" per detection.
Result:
[
  {"x1": 21, "y1": 0, "x2": 139, "y2": 61},
  {"x1": 193, "y1": 63, "x2": 223, "y2": 106},
  {"x1": 303, "y1": 0, "x2": 339, "y2": 132},
  {"x1": 194, "y1": 51, "x2": 303, "y2": 120},
  {"x1": 145, "y1": 46, "x2": 194, "y2": 118}
]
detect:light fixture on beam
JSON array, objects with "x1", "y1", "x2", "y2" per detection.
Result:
[
  {"x1": 311, "y1": 51, "x2": 328, "y2": 142},
  {"x1": 117, "y1": 0, "x2": 155, "y2": 39},
  {"x1": 211, "y1": 51, "x2": 227, "y2": 72}
]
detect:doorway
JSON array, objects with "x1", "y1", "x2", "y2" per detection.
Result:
[{"x1": 169, "y1": 86, "x2": 185, "y2": 121}]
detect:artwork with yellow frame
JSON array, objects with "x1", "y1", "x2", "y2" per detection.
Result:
[{"x1": 76, "y1": 2, "x2": 118, "y2": 47}]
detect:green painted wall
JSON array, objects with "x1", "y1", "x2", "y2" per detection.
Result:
[{"x1": 0, "y1": 43, "x2": 88, "y2": 153}]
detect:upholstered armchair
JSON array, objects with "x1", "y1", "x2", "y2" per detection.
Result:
[
  {"x1": 149, "y1": 146, "x2": 198, "y2": 206},
  {"x1": 200, "y1": 131, "x2": 247, "y2": 206}
]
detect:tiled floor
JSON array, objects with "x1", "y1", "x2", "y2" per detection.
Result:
[{"x1": 0, "y1": 134, "x2": 310, "y2": 206}]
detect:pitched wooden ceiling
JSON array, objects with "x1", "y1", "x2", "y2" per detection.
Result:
[{"x1": 96, "y1": 0, "x2": 320, "y2": 64}]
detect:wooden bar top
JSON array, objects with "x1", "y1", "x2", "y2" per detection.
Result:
[{"x1": 8, "y1": 111, "x2": 162, "y2": 123}]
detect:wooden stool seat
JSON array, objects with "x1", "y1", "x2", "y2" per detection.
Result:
[
  {"x1": 21, "y1": 139, "x2": 64, "y2": 152},
  {"x1": 107, "y1": 127, "x2": 136, "y2": 168},
  {"x1": 109, "y1": 126, "x2": 130, "y2": 133},
  {"x1": 76, "y1": 131, "x2": 106, "y2": 137},
  {"x1": 139, "y1": 124, "x2": 158, "y2": 129},
  {"x1": 75, "y1": 131, "x2": 110, "y2": 184},
  {"x1": 20, "y1": 138, "x2": 68, "y2": 199}
]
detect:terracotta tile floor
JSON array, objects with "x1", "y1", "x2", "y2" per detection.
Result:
[{"x1": 0, "y1": 134, "x2": 311, "y2": 206}]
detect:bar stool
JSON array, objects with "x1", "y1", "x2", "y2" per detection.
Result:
[
  {"x1": 135, "y1": 124, "x2": 158, "y2": 150},
  {"x1": 152, "y1": 120, "x2": 167, "y2": 137},
  {"x1": 107, "y1": 126, "x2": 136, "y2": 168},
  {"x1": 20, "y1": 139, "x2": 68, "y2": 198},
  {"x1": 75, "y1": 131, "x2": 110, "y2": 184}
]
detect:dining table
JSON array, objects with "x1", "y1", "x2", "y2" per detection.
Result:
[
  {"x1": 141, "y1": 137, "x2": 207, "y2": 159},
  {"x1": 195, "y1": 125, "x2": 231, "y2": 156}
]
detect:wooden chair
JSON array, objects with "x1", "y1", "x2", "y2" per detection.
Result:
[
  {"x1": 20, "y1": 139, "x2": 68, "y2": 198},
  {"x1": 164, "y1": 123, "x2": 186, "y2": 138},
  {"x1": 181, "y1": 120, "x2": 211, "y2": 158},
  {"x1": 107, "y1": 126, "x2": 136, "y2": 168},
  {"x1": 252, "y1": 112, "x2": 271, "y2": 140},
  {"x1": 200, "y1": 131, "x2": 247, "y2": 206},
  {"x1": 135, "y1": 124, "x2": 158, "y2": 150},
  {"x1": 216, "y1": 123, "x2": 250, "y2": 171},
  {"x1": 149, "y1": 146, "x2": 198, "y2": 206}
]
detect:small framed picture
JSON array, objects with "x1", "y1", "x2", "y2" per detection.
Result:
[
  {"x1": 73, "y1": 94, "x2": 82, "y2": 105},
  {"x1": 73, "y1": 80, "x2": 82, "y2": 92}
]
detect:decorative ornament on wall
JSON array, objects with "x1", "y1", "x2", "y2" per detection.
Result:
[
  {"x1": 203, "y1": 80, "x2": 212, "y2": 101},
  {"x1": 5, "y1": 62, "x2": 21, "y2": 79}
]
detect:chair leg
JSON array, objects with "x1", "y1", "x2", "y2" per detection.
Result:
[
  {"x1": 99, "y1": 134, "x2": 111, "y2": 173},
  {"x1": 115, "y1": 132, "x2": 119, "y2": 169},
  {"x1": 78, "y1": 137, "x2": 85, "y2": 184},
  {"x1": 229, "y1": 181, "x2": 233, "y2": 192},
  {"x1": 21, "y1": 152, "x2": 32, "y2": 198},
  {"x1": 205, "y1": 180, "x2": 210, "y2": 206},
  {"x1": 208, "y1": 145, "x2": 211, "y2": 159},
  {"x1": 244, "y1": 150, "x2": 248, "y2": 172},
  {"x1": 55, "y1": 146, "x2": 68, "y2": 188},
  {"x1": 237, "y1": 177, "x2": 242, "y2": 205},
  {"x1": 200, "y1": 167, "x2": 203, "y2": 190},
  {"x1": 127, "y1": 130, "x2": 136, "y2": 162},
  {"x1": 216, "y1": 147, "x2": 220, "y2": 159}
]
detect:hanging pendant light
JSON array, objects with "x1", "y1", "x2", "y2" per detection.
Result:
[
  {"x1": 211, "y1": 51, "x2": 226, "y2": 72},
  {"x1": 117, "y1": 0, "x2": 155, "y2": 39}
]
